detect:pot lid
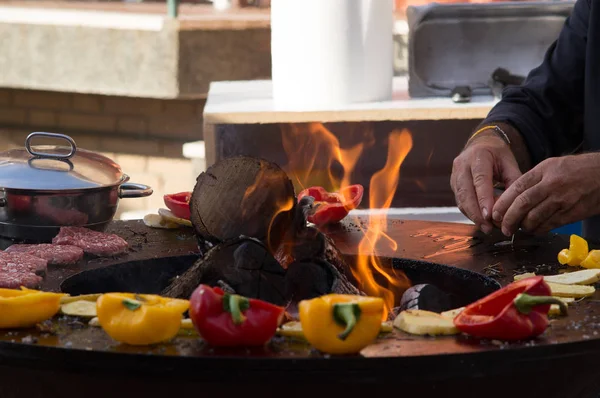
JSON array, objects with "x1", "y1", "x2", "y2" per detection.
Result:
[{"x1": 0, "y1": 132, "x2": 126, "y2": 190}]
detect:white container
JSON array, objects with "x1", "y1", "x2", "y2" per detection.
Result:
[{"x1": 271, "y1": 0, "x2": 394, "y2": 110}]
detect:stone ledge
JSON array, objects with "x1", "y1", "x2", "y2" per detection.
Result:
[
  {"x1": 0, "y1": 5, "x2": 271, "y2": 99},
  {"x1": 0, "y1": 4, "x2": 408, "y2": 99}
]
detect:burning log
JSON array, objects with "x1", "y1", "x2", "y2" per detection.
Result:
[
  {"x1": 162, "y1": 155, "x2": 364, "y2": 308},
  {"x1": 189, "y1": 156, "x2": 296, "y2": 250},
  {"x1": 162, "y1": 237, "x2": 288, "y2": 306}
]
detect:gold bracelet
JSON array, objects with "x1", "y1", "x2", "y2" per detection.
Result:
[{"x1": 467, "y1": 125, "x2": 511, "y2": 146}]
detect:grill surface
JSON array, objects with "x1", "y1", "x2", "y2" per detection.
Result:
[{"x1": 0, "y1": 219, "x2": 598, "y2": 398}]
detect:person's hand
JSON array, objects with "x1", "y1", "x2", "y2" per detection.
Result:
[
  {"x1": 451, "y1": 132, "x2": 522, "y2": 234},
  {"x1": 492, "y1": 153, "x2": 600, "y2": 236}
]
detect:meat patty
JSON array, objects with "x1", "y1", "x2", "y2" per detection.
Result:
[
  {"x1": 52, "y1": 227, "x2": 129, "y2": 257},
  {"x1": 0, "y1": 269, "x2": 42, "y2": 289},
  {"x1": 5, "y1": 244, "x2": 84, "y2": 265},
  {"x1": 0, "y1": 252, "x2": 48, "y2": 274}
]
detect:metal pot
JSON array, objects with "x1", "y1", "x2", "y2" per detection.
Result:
[{"x1": 0, "y1": 132, "x2": 153, "y2": 242}]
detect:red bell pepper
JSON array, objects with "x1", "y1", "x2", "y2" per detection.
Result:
[
  {"x1": 297, "y1": 184, "x2": 364, "y2": 226},
  {"x1": 453, "y1": 276, "x2": 567, "y2": 341},
  {"x1": 189, "y1": 284, "x2": 285, "y2": 347},
  {"x1": 163, "y1": 192, "x2": 191, "y2": 220}
]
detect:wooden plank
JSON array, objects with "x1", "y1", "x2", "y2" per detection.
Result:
[{"x1": 203, "y1": 77, "x2": 498, "y2": 125}]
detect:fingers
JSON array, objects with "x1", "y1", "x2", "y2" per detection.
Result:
[
  {"x1": 454, "y1": 168, "x2": 487, "y2": 231},
  {"x1": 470, "y1": 152, "x2": 495, "y2": 224},
  {"x1": 521, "y1": 197, "x2": 561, "y2": 234},
  {"x1": 499, "y1": 154, "x2": 522, "y2": 188},
  {"x1": 492, "y1": 168, "x2": 542, "y2": 233},
  {"x1": 500, "y1": 179, "x2": 547, "y2": 236}
]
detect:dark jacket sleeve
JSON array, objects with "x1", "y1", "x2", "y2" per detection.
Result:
[{"x1": 481, "y1": 0, "x2": 589, "y2": 165}]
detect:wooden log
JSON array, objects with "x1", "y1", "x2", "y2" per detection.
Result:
[
  {"x1": 189, "y1": 156, "x2": 296, "y2": 250},
  {"x1": 161, "y1": 237, "x2": 288, "y2": 306}
]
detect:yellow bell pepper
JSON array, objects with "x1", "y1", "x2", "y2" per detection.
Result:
[
  {"x1": 557, "y1": 234, "x2": 588, "y2": 266},
  {"x1": 581, "y1": 250, "x2": 600, "y2": 269},
  {"x1": 96, "y1": 293, "x2": 189, "y2": 346},
  {"x1": 298, "y1": 294, "x2": 384, "y2": 355},
  {"x1": 0, "y1": 287, "x2": 65, "y2": 329}
]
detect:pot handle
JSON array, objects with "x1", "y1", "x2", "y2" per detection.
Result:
[
  {"x1": 119, "y1": 183, "x2": 153, "y2": 199},
  {"x1": 26, "y1": 132, "x2": 77, "y2": 159}
]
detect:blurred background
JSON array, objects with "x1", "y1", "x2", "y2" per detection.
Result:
[{"x1": 0, "y1": 0, "x2": 577, "y2": 233}]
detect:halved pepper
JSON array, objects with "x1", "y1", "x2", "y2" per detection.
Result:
[
  {"x1": 163, "y1": 192, "x2": 192, "y2": 220},
  {"x1": 0, "y1": 287, "x2": 65, "y2": 329},
  {"x1": 96, "y1": 293, "x2": 189, "y2": 346},
  {"x1": 297, "y1": 184, "x2": 364, "y2": 226},
  {"x1": 557, "y1": 234, "x2": 589, "y2": 266},
  {"x1": 581, "y1": 250, "x2": 600, "y2": 269},
  {"x1": 298, "y1": 294, "x2": 384, "y2": 355},
  {"x1": 189, "y1": 285, "x2": 285, "y2": 347},
  {"x1": 453, "y1": 276, "x2": 567, "y2": 341}
]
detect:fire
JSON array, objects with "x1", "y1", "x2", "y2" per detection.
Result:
[
  {"x1": 353, "y1": 130, "x2": 413, "y2": 318},
  {"x1": 281, "y1": 123, "x2": 414, "y2": 319},
  {"x1": 280, "y1": 123, "x2": 367, "y2": 193}
]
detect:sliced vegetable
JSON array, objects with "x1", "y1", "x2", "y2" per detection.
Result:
[
  {"x1": 189, "y1": 285, "x2": 285, "y2": 347},
  {"x1": 277, "y1": 321, "x2": 305, "y2": 339},
  {"x1": 380, "y1": 321, "x2": 393, "y2": 333},
  {"x1": 96, "y1": 293, "x2": 189, "y2": 346},
  {"x1": 0, "y1": 287, "x2": 65, "y2": 329},
  {"x1": 297, "y1": 184, "x2": 364, "y2": 226},
  {"x1": 546, "y1": 282, "x2": 595, "y2": 298},
  {"x1": 60, "y1": 293, "x2": 101, "y2": 304},
  {"x1": 88, "y1": 317, "x2": 100, "y2": 327},
  {"x1": 394, "y1": 310, "x2": 460, "y2": 336},
  {"x1": 143, "y1": 214, "x2": 179, "y2": 229},
  {"x1": 276, "y1": 320, "x2": 393, "y2": 340},
  {"x1": 164, "y1": 192, "x2": 192, "y2": 220},
  {"x1": 514, "y1": 269, "x2": 600, "y2": 285},
  {"x1": 557, "y1": 234, "x2": 589, "y2": 266},
  {"x1": 581, "y1": 250, "x2": 600, "y2": 269},
  {"x1": 453, "y1": 276, "x2": 567, "y2": 341},
  {"x1": 441, "y1": 307, "x2": 464, "y2": 319},
  {"x1": 61, "y1": 300, "x2": 97, "y2": 318},
  {"x1": 158, "y1": 208, "x2": 192, "y2": 227},
  {"x1": 549, "y1": 297, "x2": 575, "y2": 317},
  {"x1": 298, "y1": 294, "x2": 384, "y2": 355}
]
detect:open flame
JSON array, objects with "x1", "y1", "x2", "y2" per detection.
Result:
[
  {"x1": 281, "y1": 123, "x2": 414, "y2": 318},
  {"x1": 353, "y1": 130, "x2": 413, "y2": 318}
]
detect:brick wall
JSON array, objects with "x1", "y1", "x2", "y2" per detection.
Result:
[{"x1": 0, "y1": 88, "x2": 205, "y2": 219}]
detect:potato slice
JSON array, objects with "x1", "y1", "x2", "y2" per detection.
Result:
[
  {"x1": 276, "y1": 320, "x2": 394, "y2": 340},
  {"x1": 380, "y1": 321, "x2": 393, "y2": 333},
  {"x1": 158, "y1": 208, "x2": 192, "y2": 227},
  {"x1": 60, "y1": 294, "x2": 101, "y2": 305},
  {"x1": 514, "y1": 269, "x2": 600, "y2": 285},
  {"x1": 61, "y1": 300, "x2": 97, "y2": 318},
  {"x1": 394, "y1": 310, "x2": 459, "y2": 336},
  {"x1": 547, "y1": 282, "x2": 595, "y2": 298},
  {"x1": 548, "y1": 297, "x2": 574, "y2": 316},
  {"x1": 441, "y1": 307, "x2": 464, "y2": 319},
  {"x1": 143, "y1": 214, "x2": 179, "y2": 229},
  {"x1": 276, "y1": 321, "x2": 304, "y2": 339},
  {"x1": 514, "y1": 272, "x2": 536, "y2": 281},
  {"x1": 180, "y1": 318, "x2": 194, "y2": 330}
]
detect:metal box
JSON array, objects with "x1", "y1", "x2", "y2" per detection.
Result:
[{"x1": 407, "y1": 1, "x2": 574, "y2": 98}]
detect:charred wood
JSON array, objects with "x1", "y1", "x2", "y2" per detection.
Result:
[
  {"x1": 161, "y1": 237, "x2": 287, "y2": 305},
  {"x1": 189, "y1": 156, "x2": 296, "y2": 250}
]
